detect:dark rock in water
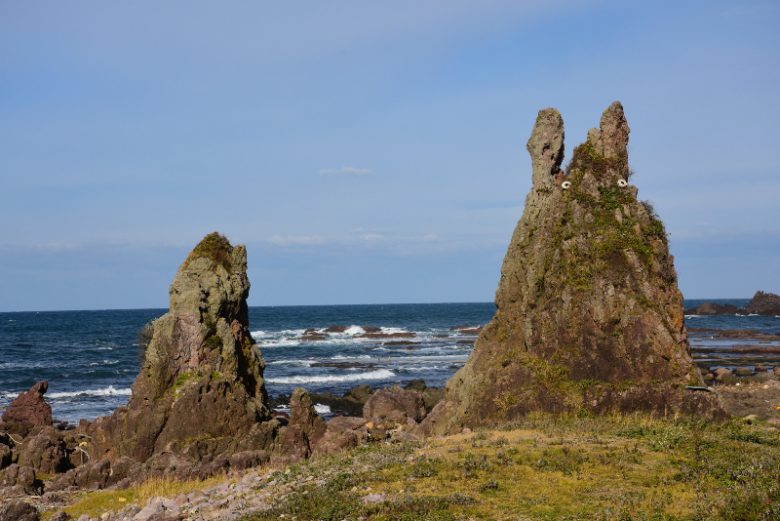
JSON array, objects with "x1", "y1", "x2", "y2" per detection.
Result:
[
  {"x1": 420, "y1": 103, "x2": 723, "y2": 435},
  {"x1": 363, "y1": 386, "x2": 426, "y2": 429},
  {"x1": 324, "y1": 325, "x2": 349, "y2": 333},
  {"x1": 277, "y1": 389, "x2": 326, "y2": 460},
  {"x1": 1, "y1": 381, "x2": 53, "y2": 436},
  {"x1": 0, "y1": 500, "x2": 39, "y2": 521},
  {"x1": 81, "y1": 233, "x2": 278, "y2": 473},
  {"x1": 684, "y1": 302, "x2": 740, "y2": 315},
  {"x1": 746, "y1": 291, "x2": 780, "y2": 316},
  {"x1": 688, "y1": 327, "x2": 780, "y2": 341},
  {"x1": 358, "y1": 331, "x2": 416, "y2": 339},
  {"x1": 302, "y1": 329, "x2": 328, "y2": 341}
]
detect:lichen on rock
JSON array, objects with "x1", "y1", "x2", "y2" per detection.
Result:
[
  {"x1": 420, "y1": 102, "x2": 723, "y2": 435},
  {"x1": 83, "y1": 232, "x2": 277, "y2": 472}
]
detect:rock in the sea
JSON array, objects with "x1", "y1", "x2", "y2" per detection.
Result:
[
  {"x1": 1, "y1": 381, "x2": 53, "y2": 436},
  {"x1": 277, "y1": 388, "x2": 326, "y2": 460},
  {"x1": 363, "y1": 386, "x2": 426, "y2": 429},
  {"x1": 82, "y1": 233, "x2": 278, "y2": 471},
  {"x1": 745, "y1": 291, "x2": 780, "y2": 316},
  {"x1": 685, "y1": 302, "x2": 740, "y2": 315},
  {"x1": 420, "y1": 103, "x2": 723, "y2": 435}
]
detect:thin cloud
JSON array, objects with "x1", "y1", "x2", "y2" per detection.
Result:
[{"x1": 319, "y1": 166, "x2": 373, "y2": 177}]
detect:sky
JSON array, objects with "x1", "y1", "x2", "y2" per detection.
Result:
[{"x1": 1, "y1": 0, "x2": 779, "y2": 311}]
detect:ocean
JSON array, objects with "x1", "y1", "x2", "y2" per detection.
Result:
[{"x1": 1, "y1": 301, "x2": 779, "y2": 423}]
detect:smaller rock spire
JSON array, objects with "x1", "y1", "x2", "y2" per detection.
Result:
[{"x1": 526, "y1": 108, "x2": 564, "y2": 187}]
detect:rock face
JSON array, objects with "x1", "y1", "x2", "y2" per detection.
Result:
[
  {"x1": 277, "y1": 389, "x2": 326, "y2": 459},
  {"x1": 420, "y1": 103, "x2": 722, "y2": 435},
  {"x1": 745, "y1": 291, "x2": 780, "y2": 316},
  {"x1": 1, "y1": 381, "x2": 52, "y2": 435},
  {"x1": 84, "y1": 233, "x2": 277, "y2": 469},
  {"x1": 363, "y1": 386, "x2": 426, "y2": 429}
]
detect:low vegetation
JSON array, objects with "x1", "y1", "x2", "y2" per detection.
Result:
[{"x1": 245, "y1": 413, "x2": 779, "y2": 521}]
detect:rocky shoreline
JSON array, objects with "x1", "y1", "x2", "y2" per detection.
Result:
[{"x1": 685, "y1": 291, "x2": 780, "y2": 316}]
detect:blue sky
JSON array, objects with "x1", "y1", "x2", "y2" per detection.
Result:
[{"x1": 1, "y1": 0, "x2": 778, "y2": 311}]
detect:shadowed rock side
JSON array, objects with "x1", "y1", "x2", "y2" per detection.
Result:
[
  {"x1": 83, "y1": 233, "x2": 278, "y2": 470},
  {"x1": 420, "y1": 103, "x2": 723, "y2": 435}
]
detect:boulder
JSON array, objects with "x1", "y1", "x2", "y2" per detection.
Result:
[
  {"x1": 685, "y1": 302, "x2": 740, "y2": 315},
  {"x1": 0, "y1": 500, "x2": 39, "y2": 521},
  {"x1": 314, "y1": 416, "x2": 369, "y2": 455},
  {"x1": 363, "y1": 386, "x2": 426, "y2": 429},
  {"x1": 0, "y1": 464, "x2": 41, "y2": 495},
  {"x1": 79, "y1": 233, "x2": 278, "y2": 476},
  {"x1": 745, "y1": 291, "x2": 780, "y2": 316},
  {"x1": 17, "y1": 427, "x2": 71, "y2": 474},
  {"x1": 1, "y1": 381, "x2": 53, "y2": 436},
  {"x1": 276, "y1": 388, "x2": 326, "y2": 460},
  {"x1": 419, "y1": 103, "x2": 723, "y2": 435},
  {"x1": 714, "y1": 368, "x2": 733, "y2": 382}
]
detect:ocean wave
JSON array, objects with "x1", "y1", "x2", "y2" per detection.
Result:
[
  {"x1": 47, "y1": 386, "x2": 132, "y2": 399},
  {"x1": 274, "y1": 403, "x2": 332, "y2": 415},
  {"x1": 88, "y1": 359, "x2": 121, "y2": 367},
  {"x1": 266, "y1": 369, "x2": 395, "y2": 385}
]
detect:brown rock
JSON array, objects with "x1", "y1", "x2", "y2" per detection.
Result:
[
  {"x1": 17, "y1": 427, "x2": 71, "y2": 474},
  {"x1": 1, "y1": 381, "x2": 52, "y2": 436},
  {"x1": 745, "y1": 291, "x2": 780, "y2": 316},
  {"x1": 0, "y1": 500, "x2": 39, "y2": 521},
  {"x1": 80, "y1": 233, "x2": 278, "y2": 476},
  {"x1": 0, "y1": 464, "x2": 41, "y2": 495},
  {"x1": 363, "y1": 386, "x2": 426, "y2": 429},
  {"x1": 314, "y1": 416, "x2": 368, "y2": 455},
  {"x1": 419, "y1": 103, "x2": 723, "y2": 435},
  {"x1": 276, "y1": 388, "x2": 326, "y2": 460}
]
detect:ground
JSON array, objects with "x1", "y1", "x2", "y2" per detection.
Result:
[{"x1": 50, "y1": 410, "x2": 780, "y2": 521}]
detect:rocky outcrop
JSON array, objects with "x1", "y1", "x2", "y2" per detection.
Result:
[
  {"x1": 420, "y1": 103, "x2": 723, "y2": 435},
  {"x1": 276, "y1": 389, "x2": 326, "y2": 460},
  {"x1": 363, "y1": 386, "x2": 426, "y2": 430},
  {"x1": 1, "y1": 381, "x2": 52, "y2": 436},
  {"x1": 685, "y1": 291, "x2": 780, "y2": 316},
  {"x1": 745, "y1": 291, "x2": 780, "y2": 315},
  {"x1": 81, "y1": 233, "x2": 278, "y2": 474}
]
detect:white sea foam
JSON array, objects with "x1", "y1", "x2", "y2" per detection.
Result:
[
  {"x1": 47, "y1": 386, "x2": 132, "y2": 399},
  {"x1": 266, "y1": 369, "x2": 395, "y2": 385},
  {"x1": 273, "y1": 403, "x2": 333, "y2": 415},
  {"x1": 267, "y1": 359, "x2": 315, "y2": 367},
  {"x1": 88, "y1": 359, "x2": 120, "y2": 367}
]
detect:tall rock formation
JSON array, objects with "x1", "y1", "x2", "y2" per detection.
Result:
[
  {"x1": 421, "y1": 102, "x2": 722, "y2": 435},
  {"x1": 85, "y1": 233, "x2": 276, "y2": 467}
]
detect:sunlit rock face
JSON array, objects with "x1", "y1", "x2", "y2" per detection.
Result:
[{"x1": 420, "y1": 103, "x2": 723, "y2": 435}]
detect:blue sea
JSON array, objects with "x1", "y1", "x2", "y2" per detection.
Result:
[{"x1": 1, "y1": 301, "x2": 779, "y2": 423}]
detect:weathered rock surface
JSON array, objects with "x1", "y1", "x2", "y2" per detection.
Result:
[
  {"x1": 277, "y1": 389, "x2": 326, "y2": 460},
  {"x1": 1, "y1": 381, "x2": 53, "y2": 436},
  {"x1": 80, "y1": 233, "x2": 278, "y2": 473},
  {"x1": 745, "y1": 291, "x2": 780, "y2": 316},
  {"x1": 363, "y1": 386, "x2": 426, "y2": 429},
  {"x1": 420, "y1": 103, "x2": 723, "y2": 435},
  {"x1": 0, "y1": 500, "x2": 39, "y2": 521}
]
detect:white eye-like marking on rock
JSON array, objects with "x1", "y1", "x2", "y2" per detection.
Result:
[
  {"x1": 561, "y1": 181, "x2": 572, "y2": 190},
  {"x1": 617, "y1": 179, "x2": 628, "y2": 187}
]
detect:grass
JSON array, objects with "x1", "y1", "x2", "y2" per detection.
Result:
[
  {"x1": 181, "y1": 231, "x2": 233, "y2": 271},
  {"x1": 243, "y1": 414, "x2": 780, "y2": 521},
  {"x1": 54, "y1": 475, "x2": 226, "y2": 519}
]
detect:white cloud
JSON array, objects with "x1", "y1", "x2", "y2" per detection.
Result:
[{"x1": 319, "y1": 166, "x2": 373, "y2": 177}]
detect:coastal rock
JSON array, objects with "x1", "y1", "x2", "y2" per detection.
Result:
[
  {"x1": 0, "y1": 464, "x2": 41, "y2": 495},
  {"x1": 0, "y1": 500, "x2": 39, "y2": 521},
  {"x1": 420, "y1": 103, "x2": 723, "y2": 435},
  {"x1": 81, "y1": 233, "x2": 278, "y2": 473},
  {"x1": 745, "y1": 291, "x2": 780, "y2": 316},
  {"x1": 276, "y1": 388, "x2": 326, "y2": 460},
  {"x1": 363, "y1": 386, "x2": 426, "y2": 429},
  {"x1": 685, "y1": 302, "x2": 740, "y2": 315},
  {"x1": 314, "y1": 416, "x2": 369, "y2": 455},
  {"x1": 1, "y1": 381, "x2": 53, "y2": 436},
  {"x1": 17, "y1": 427, "x2": 71, "y2": 474}
]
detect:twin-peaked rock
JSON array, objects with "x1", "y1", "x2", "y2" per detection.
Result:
[{"x1": 420, "y1": 102, "x2": 723, "y2": 435}]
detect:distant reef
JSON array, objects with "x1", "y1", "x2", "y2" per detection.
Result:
[
  {"x1": 685, "y1": 291, "x2": 780, "y2": 316},
  {"x1": 419, "y1": 102, "x2": 724, "y2": 436}
]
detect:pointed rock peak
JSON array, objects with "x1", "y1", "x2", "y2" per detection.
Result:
[
  {"x1": 527, "y1": 108, "x2": 564, "y2": 187},
  {"x1": 170, "y1": 232, "x2": 249, "y2": 321},
  {"x1": 584, "y1": 101, "x2": 630, "y2": 161}
]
